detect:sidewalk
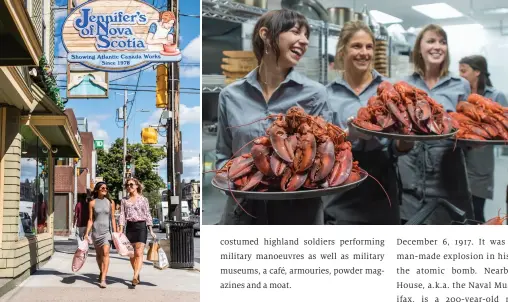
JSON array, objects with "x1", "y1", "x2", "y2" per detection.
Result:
[{"x1": 0, "y1": 240, "x2": 200, "y2": 302}]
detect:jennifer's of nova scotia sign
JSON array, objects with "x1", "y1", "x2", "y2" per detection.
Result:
[{"x1": 62, "y1": 0, "x2": 182, "y2": 72}]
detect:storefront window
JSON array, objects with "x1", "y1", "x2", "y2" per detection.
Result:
[{"x1": 19, "y1": 126, "x2": 49, "y2": 238}]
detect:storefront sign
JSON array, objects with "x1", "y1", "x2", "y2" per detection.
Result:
[
  {"x1": 62, "y1": 0, "x2": 182, "y2": 72},
  {"x1": 94, "y1": 140, "x2": 104, "y2": 149}
]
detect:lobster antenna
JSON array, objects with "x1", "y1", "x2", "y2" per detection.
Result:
[
  {"x1": 360, "y1": 170, "x2": 391, "y2": 207},
  {"x1": 226, "y1": 114, "x2": 280, "y2": 129},
  {"x1": 226, "y1": 169, "x2": 257, "y2": 219}
]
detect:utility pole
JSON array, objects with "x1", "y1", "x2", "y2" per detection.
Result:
[
  {"x1": 122, "y1": 89, "x2": 128, "y2": 196},
  {"x1": 166, "y1": 0, "x2": 182, "y2": 221}
]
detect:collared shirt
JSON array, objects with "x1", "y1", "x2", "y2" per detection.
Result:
[
  {"x1": 215, "y1": 68, "x2": 329, "y2": 170},
  {"x1": 326, "y1": 69, "x2": 390, "y2": 152},
  {"x1": 119, "y1": 195, "x2": 153, "y2": 226},
  {"x1": 404, "y1": 72, "x2": 471, "y2": 112},
  {"x1": 483, "y1": 86, "x2": 508, "y2": 106}
]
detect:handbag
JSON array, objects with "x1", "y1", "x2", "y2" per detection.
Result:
[
  {"x1": 147, "y1": 240, "x2": 159, "y2": 262},
  {"x1": 72, "y1": 240, "x2": 89, "y2": 272},
  {"x1": 112, "y1": 232, "x2": 134, "y2": 257}
]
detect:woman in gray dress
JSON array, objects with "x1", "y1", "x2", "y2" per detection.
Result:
[
  {"x1": 84, "y1": 182, "x2": 117, "y2": 288},
  {"x1": 398, "y1": 24, "x2": 474, "y2": 224},
  {"x1": 459, "y1": 55, "x2": 508, "y2": 222},
  {"x1": 216, "y1": 9, "x2": 330, "y2": 225}
]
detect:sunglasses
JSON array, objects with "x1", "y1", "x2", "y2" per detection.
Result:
[
  {"x1": 125, "y1": 183, "x2": 135, "y2": 188},
  {"x1": 100, "y1": 186, "x2": 108, "y2": 191}
]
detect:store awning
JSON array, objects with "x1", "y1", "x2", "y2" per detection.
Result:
[
  {"x1": 0, "y1": 0, "x2": 43, "y2": 66},
  {"x1": 20, "y1": 115, "x2": 82, "y2": 158}
]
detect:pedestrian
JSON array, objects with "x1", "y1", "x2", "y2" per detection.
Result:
[
  {"x1": 118, "y1": 178, "x2": 156, "y2": 286},
  {"x1": 398, "y1": 24, "x2": 474, "y2": 224},
  {"x1": 324, "y1": 20, "x2": 413, "y2": 225},
  {"x1": 83, "y1": 181, "x2": 117, "y2": 288},
  {"x1": 459, "y1": 55, "x2": 508, "y2": 222},
  {"x1": 215, "y1": 9, "x2": 330, "y2": 225},
  {"x1": 73, "y1": 195, "x2": 89, "y2": 246}
]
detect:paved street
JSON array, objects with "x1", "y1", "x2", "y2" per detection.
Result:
[
  {"x1": 0, "y1": 237, "x2": 200, "y2": 302},
  {"x1": 202, "y1": 147, "x2": 508, "y2": 224}
]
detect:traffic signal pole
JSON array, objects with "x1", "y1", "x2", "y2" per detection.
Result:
[{"x1": 122, "y1": 89, "x2": 128, "y2": 196}]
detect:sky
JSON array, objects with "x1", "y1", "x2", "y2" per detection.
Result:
[{"x1": 52, "y1": 0, "x2": 201, "y2": 184}]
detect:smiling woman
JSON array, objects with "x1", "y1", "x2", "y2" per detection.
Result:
[{"x1": 215, "y1": 9, "x2": 330, "y2": 225}]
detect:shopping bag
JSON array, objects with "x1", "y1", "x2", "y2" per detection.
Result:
[
  {"x1": 147, "y1": 240, "x2": 159, "y2": 262},
  {"x1": 112, "y1": 232, "x2": 134, "y2": 258},
  {"x1": 72, "y1": 240, "x2": 89, "y2": 272},
  {"x1": 154, "y1": 248, "x2": 169, "y2": 270}
]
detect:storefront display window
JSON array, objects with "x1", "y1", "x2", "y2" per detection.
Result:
[{"x1": 19, "y1": 126, "x2": 49, "y2": 238}]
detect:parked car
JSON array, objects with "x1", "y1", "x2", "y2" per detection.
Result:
[{"x1": 152, "y1": 218, "x2": 160, "y2": 228}]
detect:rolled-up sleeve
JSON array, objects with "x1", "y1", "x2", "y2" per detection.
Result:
[
  {"x1": 143, "y1": 197, "x2": 153, "y2": 226},
  {"x1": 216, "y1": 90, "x2": 233, "y2": 170}
]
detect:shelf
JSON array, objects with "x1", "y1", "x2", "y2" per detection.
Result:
[
  {"x1": 202, "y1": 0, "x2": 334, "y2": 33},
  {"x1": 202, "y1": 75, "x2": 225, "y2": 93}
]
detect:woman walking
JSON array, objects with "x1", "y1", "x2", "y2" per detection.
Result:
[
  {"x1": 459, "y1": 55, "x2": 508, "y2": 222},
  {"x1": 324, "y1": 20, "x2": 413, "y2": 225},
  {"x1": 84, "y1": 182, "x2": 117, "y2": 288},
  {"x1": 216, "y1": 9, "x2": 330, "y2": 225},
  {"x1": 118, "y1": 178, "x2": 156, "y2": 286},
  {"x1": 398, "y1": 24, "x2": 474, "y2": 224}
]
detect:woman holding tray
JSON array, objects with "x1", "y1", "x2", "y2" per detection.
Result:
[
  {"x1": 216, "y1": 9, "x2": 330, "y2": 225},
  {"x1": 324, "y1": 20, "x2": 414, "y2": 225},
  {"x1": 398, "y1": 24, "x2": 474, "y2": 224},
  {"x1": 459, "y1": 55, "x2": 507, "y2": 222}
]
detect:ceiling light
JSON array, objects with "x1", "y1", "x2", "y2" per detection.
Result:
[
  {"x1": 412, "y1": 3, "x2": 463, "y2": 19},
  {"x1": 370, "y1": 10, "x2": 403, "y2": 24},
  {"x1": 443, "y1": 24, "x2": 484, "y2": 30},
  {"x1": 483, "y1": 8, "x2": 508, "y2": 15}
]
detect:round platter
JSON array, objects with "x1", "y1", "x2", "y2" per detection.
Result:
[
  {"x1": 211, "y1": 169, "x2": 368, "y2": 201},
  {"x1": 351, "y1": 123, "x2": 458, "y2": 141},
  {"x1": 451, "y1": 138, "x2": 508, "y2": 146}
]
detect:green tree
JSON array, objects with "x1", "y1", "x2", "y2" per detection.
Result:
[{"x1": 96, "y1": 138, "x2": 165, "y2": 199}]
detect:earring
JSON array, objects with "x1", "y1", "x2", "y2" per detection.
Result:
[{"x1": 265, "y1": 44, "x2": 269, "y2": 54}]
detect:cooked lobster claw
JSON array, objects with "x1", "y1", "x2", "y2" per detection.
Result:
[
  {"x1": 327, "y1": 148, "x2": 353, "y2": 187},
  {"x1": 234, "y1": 171, "x2": 264, "y2": 191},
  {"x1": 294, "y1": 132, "x2": 316, "y2": 172},
  {"x1": 268, "y1": 120, "x2": 295, "y2": 163},
  {"x1": 281, "y1": 168, "x2": 308, "y2": 192},
  {"x1": 251, "y1": 140, "x2": 272, "y2": 176},
  {"x1": 228, "y1": 154, "x2": 254, "y2": 180},
  {"x1": 309, "y1": 139, "x2": 335, "y2": 182},
  {"x1": 270, "y1": 154, "x2": 287, "y2": 177}
]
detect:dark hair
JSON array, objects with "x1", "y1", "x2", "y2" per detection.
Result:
[
  {"x1": 252, "y1": 9, "x2": 310, "y2": 65},
  {"x1": 92, "y1": 181, "x2": 111, "y2": 200},
  {"x1": 459, "y1": 55, "x2": 492, "y2": 95}
]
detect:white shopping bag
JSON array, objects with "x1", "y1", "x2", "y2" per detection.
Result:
[
  {"x1": 154, "y1": 248, "x2": 169, "y2": 270},
  {"x1": 112, "y1": 232, "x2": 134, "y2": 257},
  {"x1": 72, "y1": 240, "x2": 89, "y2": 272}
]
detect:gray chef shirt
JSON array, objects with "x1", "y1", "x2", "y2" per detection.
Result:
[
  {"x1": 326, "y1": 69, "x2": 392, "y2": 152},
  {"x1": 464, "y1": 86, "x2": 507, "y2": 199},
  {"x1": 215, "y1": 68, "x2": 329, "y2": 170},
  {"x1": 404, "y1": 72, "x2": 471, "y2": 111}
]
